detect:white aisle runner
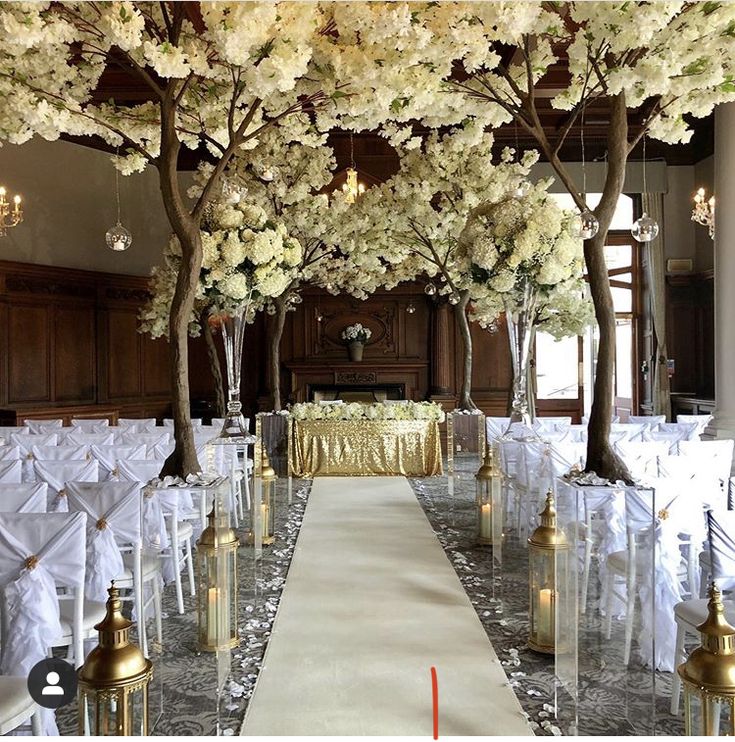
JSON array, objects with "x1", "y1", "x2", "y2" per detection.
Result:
[{"x1": 241, "y1": 476, "x2": 531, "y2": 736}]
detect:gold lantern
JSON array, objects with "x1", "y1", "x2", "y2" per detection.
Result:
[
  {"x1": 196, "y1": 505, "x2": 239, "y2": 652},
  {"x1": 250, "y1": 448, "x2": 276, "y2": 546},
  {"x1": 528, "y1": 491, "x2": 570, "y2": 654},
  {"x1": 475, "y1": 444, "x2": 502, "y2": 546},
  {"x1": 678, "y1": 583, "x2": 735, "y2": 735},
  {"x1": 77, "y1": 583, "x2": 153, "y2": 735}
]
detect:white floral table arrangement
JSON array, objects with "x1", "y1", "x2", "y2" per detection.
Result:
[
  {"x1": 341, "y1": 323, "x2": 372, "y2": 362},
  {"x1": 289, "y1": 400, "x2": 445, "y2": 423}
]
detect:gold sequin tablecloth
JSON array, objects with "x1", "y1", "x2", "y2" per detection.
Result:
[{"x1": 289, "y1": 419, "x2": 443, "y2": 477}]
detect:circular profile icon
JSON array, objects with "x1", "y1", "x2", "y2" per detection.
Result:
[{"x1": 27, "y1": 658, "x2": 77, "y2": 709}]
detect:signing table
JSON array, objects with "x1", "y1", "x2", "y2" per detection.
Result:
[{"x1": 289, "y1": 417, "x2": 442, "y2": 477}]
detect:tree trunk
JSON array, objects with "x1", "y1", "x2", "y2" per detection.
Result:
[
  {"x1": 454, "y1": 290, "x2": 477, "y2": 411},
  {"x1": 582, "y1": 94, "x2": 632, "y2": 483},
  {"x1": 200, "y1": 309, "x2": 225, "y2": 418},
  {"x1": 268, "y1": 295, "x2": 289, "y2": 411},
  {"x1": 157, "y1": 102, "x2": 201, "y2": 478}
]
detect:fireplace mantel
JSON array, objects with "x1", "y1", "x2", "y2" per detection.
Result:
[{"x1": 285, "y1": 360, "x2": 429, "y2": 403}]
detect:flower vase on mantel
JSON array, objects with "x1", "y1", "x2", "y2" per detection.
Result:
[
  {"x1": 504, "y1": 279, "x2": 539, "y2": 434},
  {"x1": 348, "y1": 341, "x2": 364, "y2": 363},
  {"x1": 211, "y1": 306, "x2": 255, "y2": 444}
]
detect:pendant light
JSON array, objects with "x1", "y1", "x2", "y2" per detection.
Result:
[
  {"x1": 105, "y1": 148, "x2": 133, "y2": 252},
  {"x1": 631, "y1": 134, "x2": 659, "y2": 243},
  {"x1": 572, "y1": 95, "x2": 599, "y2": 240}
]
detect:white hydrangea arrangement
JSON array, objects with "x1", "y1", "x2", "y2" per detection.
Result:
[
  {"x1": 290, "y1": 401, "x2": 445, "y2": 423},
  {"x1": 459, "y1": 188, "x2": 583, "y2": 302},
  {"x1": 140, "y1": 197, "x2": 302, "y2": 338},
  {"x1": 341, "y1": 323, "x2": 372, "y2": 344}
]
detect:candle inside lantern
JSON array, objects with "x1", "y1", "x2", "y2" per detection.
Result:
[
  {"x1": 479, "y1": 502, "x2": 493, "y2": 541},
  {"x1": 538, "y1": 588, "x2": 555, "y2": 647},
  {"x1": 261, "y1": 502, "x2": 269, "y2": 539},
  {"x1": 113, "y1": 239, "x2": 125, "y2": 251},
  {"x1": 207, "y1": 587, "x2": 219, "y2": 645}
]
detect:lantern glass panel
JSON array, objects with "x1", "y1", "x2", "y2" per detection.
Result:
[
  {"x1": 684, "y1": 688, "x2": 735, "y2": 736},
  {"x1": 554, "y1": 479, "x2": 657, "y2": 735},
  {"x1": 80, "y1": 685, "x2": 148, "y2": 736}
]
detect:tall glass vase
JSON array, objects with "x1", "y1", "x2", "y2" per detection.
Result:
[
  {"x1": 505, "y1": 279, "x2": 539, "y2": 428},
  {"x1": 211, "y1": 306, "x2": 252, "y2": 443}
]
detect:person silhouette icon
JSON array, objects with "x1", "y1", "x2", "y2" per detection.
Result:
[{"x1": 41, "y1": 671, "x2": 64, "y2": 696}]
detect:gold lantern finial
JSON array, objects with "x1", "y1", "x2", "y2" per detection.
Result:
[
  {"x1": 679, "y1": 583, "x2": 735, "y2": 690},
  {"x1": 261, "y1": 449, "x2": 276, "y2": 482},
  {"x1": 528, "y1": 491, "x2": 568, "y2": 549},
  {"x1": 475, "y1": 444, "x2": 497, "y2": 481}
]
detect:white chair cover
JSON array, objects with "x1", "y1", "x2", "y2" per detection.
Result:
[
  {"x1": 0, "y1": 461, "x2": 22, "y2": 484},
  {"x1": 610, "y1": 423, "x2": 648, "y2": 442},
  {"x1": 11, "y1": 433, "x2": 57, "y2": 453},
  {"x1": 614, "y1": 441, "x2": 670, "y2": 480},
  {"x1": 66, "y1": 432, "x2": 115, "y2": 447},
  {"x1": 0, "y1": 512, "x2": 86, "y2": 677},
  {"x1": 678, "y1": 440, "x2": 735, "y2": 489},
  {"x1": 0, "y1": 427, "x2": 29, "y2": 438},
  {"x1": 534, "y1": 416, "x2": 572, "y2": 432},
  {"x1": 33, "y1": 460, "x2": 99, "y2": 512},
  {"x1": 0, "y1": 483, "x2": 48, "y2": 513},
  {"x1": 152, "y1": 442, "x2": 175, "y2": 460},
  {"x1": 24, "y1": 419, "x2": 63, "y2": 434},
  {"x1": 486, "y1": 417, "x2": 511, "y2": 441},
  {"x1": 71, "y1": 419, "x2": 109, "y2": 430},
  {"x1": 642, "y1": 429, "x2": 688, "y2": 453},
  {"x1": 657, "y1": 422, "x2": 699, "y2": 440},
  {"x1": 707, "y1": 509, "x2": 735, "y2": 592},
  {"x1": 583, "y1": 414, "x2": 620, "y2": 425},
  {"x1": 122, "y1": 432, "x2": 171, "y2": 448},
  {"x1": 629, "y1": 415, "x2": 666, "y2": 427},
  {"x1": 90, "y1": 444, "x2": 147, "y2": 479},
  {"x1": 677, "y1": 414, "x2": 714, "y2": 434},
  {"x1": 66, "y1": 482, "x2": 141, "y2": 602},
  {"x1": 117, "y1": 460, "x2": 167, "y2": 549},
  {"x1": 0, "y1": 446, "x2": 21, "y2": 461},
  {"x1": 163, "y1": 418, "x2": 203, "y2": 428},
  {"x1": 117, "y1": 418, "x2": 157, "y2": 431},
  {"x1": 117, "y1": 459, "x2": 163, "y2": 485},
  {"x1": 657, "y1": 455, "x2": 723, "y2": 509},
  {"x1": 31, "y1": 444, "x2": 89, "y2": 462}
]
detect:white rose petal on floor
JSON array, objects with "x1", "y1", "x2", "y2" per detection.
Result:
[{"x1": 241, "y1": 476, "x2": 532, "y2": 737}]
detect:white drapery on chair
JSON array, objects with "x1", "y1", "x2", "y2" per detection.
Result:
[
  {"x1": 24, "y1": 419, "x2": 63, "y2": 434},
  {"x1": 66, "y1": 431, "x2": 115, "y2": 447},
  {"x1": 33, "y1": 459, "x2": 99, "y2": 512},
  {"x1": 0, "y1": 483, "x2": 48, "y2": 513},
  {"x1": 641, "y1": 192, "x2": 672, "y2": 421},
  {"x1": 66, "y1": 482, "x2": 141, "y2": 602},
  {"x1": 0, "y1": 461, "x2": 22, "y2": 484},
  {"x1": 89, "y1": 444, "x2": 147, "y2": 480}
]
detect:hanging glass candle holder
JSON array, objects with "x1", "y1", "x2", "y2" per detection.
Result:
[
  {"x1": 631, "y1": 212, "x2": 659, "y2": 242},
  {"x1": 475, "y1": 444, "x2": 502, "y2": 546},
  {"x1": 528, "y1": 491, "x2": 570, "y2": 654},
  {"x1": 572, "y1": 209, "x2": 599, "y2": 240},
  {"x1": 77, "y1": 583, "x2": 153, "y2": 735},
  {"x1": 196, "y1": 506, "x2": 239, "y2": 652},
  {"x1": 678, "y1": 583, "x2": 735, "y2": 735},
  {"x1": 105, "y1": 222, "x2": 133, "y2": 252}
]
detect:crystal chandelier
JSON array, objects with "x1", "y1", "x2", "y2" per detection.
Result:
[
  {"x1": 692, "y1": 187, "x2": 715, "y2": 239},
  {"x1": 105, "y1": 150, "x2": 133, "y2": 252},
  {"x1": 0, "y1": 185, "x2": 23, "y2": 237},
  {"x1": 342, "y1": 131, "x2": 366, "y2": 204}
]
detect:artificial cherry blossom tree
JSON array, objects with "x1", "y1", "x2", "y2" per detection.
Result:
[
  {"x1": 341, "y1": 125, "x2": 537, "y2": 410},
  {"x1": 0, "y1": 1, "x2": 338, "y2": 476}
]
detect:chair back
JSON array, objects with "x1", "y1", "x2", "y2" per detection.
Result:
[
  {"x1": 583, "y1": 414, "x2": 620, "y2": 425},
  {"x1": 614, "y1": 440, "x2": 670, "y2": 480},
  {"x1": 0, "y1": 483, "x2": 48, "y2": 513},
  {"x1": 117, "y1": 418, "x2": 157, "y2": 431},
  {"x1": 31, "y1": 444, "x2": 89, "y2": 462},
  {"x1": 11, "y1": 433, "x2": 57, "y2": 453},
  {"x1": 90, "y1": 444, "x2": 147, "y2": 479},
  {"x1": 33, "y1": 460, "x2": 99, "y2": 511},
  {"x1": 66, "y1": 481, "x2": 142, "y2": 601},
  {"x1": 0, "y1": 461, "x2": 22, "y2": 484},
  {"x1": 0, "y1": 446, "x2": 21, "y2": 461},
  {"x1": 629, "y1": 415, "x2": 666, "y2": 427},
  {"x1": 66, "y1": 432, "x2": 115, "y2": 447},
  {"x1": 0, "y1": 511, "x2": 87, "y2": 675},
  {"x1": 117, "y1": 459, "x2": 163, "y2": 485},
  {"x1": 122, "y1": 432, "x2": 171, "y2": 448},
  {"x1": 71, "y1": 419, "x2": 109, "y2": 431},
  {"x1": 657, "y1": 422, "x2": 699, "y2": 440},
  {"x1": 534, "y1": 416, "x2": 572, "y2": 432},
  {"x1": 24, "y1": 419, "x2": 63, "y2": 434},
  {"x1": 0, "y1": 427, "x2": 29, "y2": 437},
  {"x1": 677, "y1": 414, "x2": 714, "y2": 434},
  {"x1": 707, "y1": 509, "x2": 735, "y2": 592},
  {"x1": 610, "y1": 422, "x2": 647, "y2": 442},
  {"x1": 678, "y1": 440, "x2": 735, "y2": 488},
  {"x1": 163, "y1": 418, "x2": 203, "y2": 428},
  {"x1": 486, "y1": 417, "x2": 511, "y2": 441},
  {"x1": 642, "y1": 429, "x2": 687, "y2": 453}
]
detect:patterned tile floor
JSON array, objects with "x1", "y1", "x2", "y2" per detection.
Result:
[{"x1": 56, "y1": 462, "x2": 688, "y2": 736}]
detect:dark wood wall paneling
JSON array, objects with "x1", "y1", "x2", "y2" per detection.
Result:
[
  {"x1": 0, "y1": 260, "x2": 219, "y2": 423},
  {"x1": 666, "y1": 271, "x2": 714, "y2": 400}
]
